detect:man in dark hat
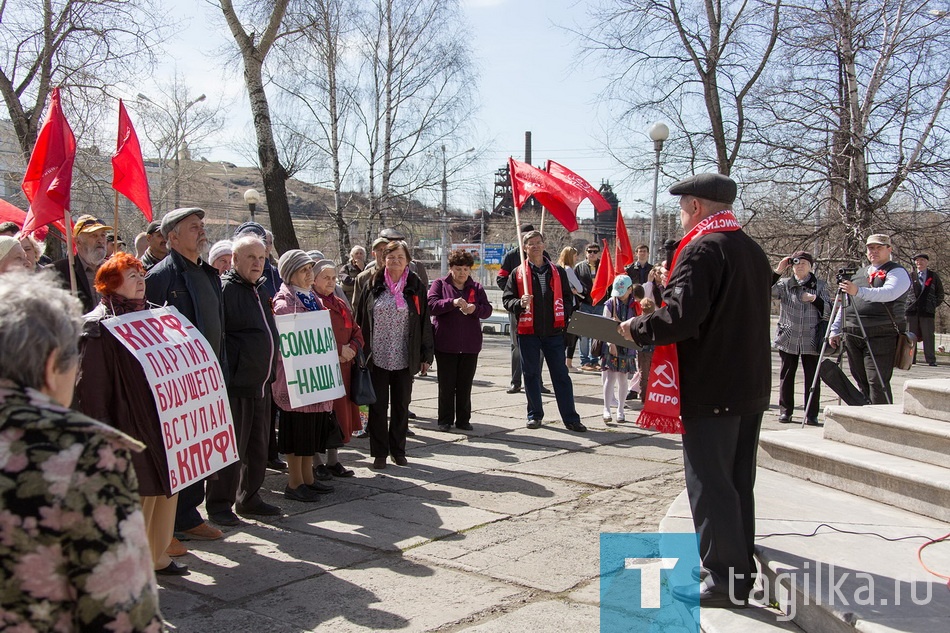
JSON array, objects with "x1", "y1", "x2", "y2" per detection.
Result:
[
  {"x1": 146, "y1": 207, "x2": 227, "y2": 546},
  {"x1": 140, "y1": 221, "x2": 167, "y2": 271},
  {"x1": 620, "y1": 172, "x2": 772, "y2": 608},
  {"x1": 829, "y1": 233, "x2": 911, "y2": 403},
  {"x1": 906, "y1": 253, "x2": 944, "y2": 366}
]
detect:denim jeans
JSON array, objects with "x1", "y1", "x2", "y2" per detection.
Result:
[
  {"x1": 578, "y1": 302, "x2": 600, "y2": 364},
  {"x1": 518, "y1": 333, "x2": 580, "y2": 424}
]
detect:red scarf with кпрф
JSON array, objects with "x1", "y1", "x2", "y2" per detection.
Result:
[
  {"x1": 636, "y1": 209, "x2": 742, "y2": 435},
  {"x1": 514, "y1": 258, "x2": 565, "y2": 335}
]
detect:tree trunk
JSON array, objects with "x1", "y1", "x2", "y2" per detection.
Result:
[{"x1": 219, "y1": 0, "x2": 299, "y2": 253}]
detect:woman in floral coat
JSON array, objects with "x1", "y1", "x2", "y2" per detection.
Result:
[{"x1": 0, "y1": 271, "x2": 162, "y2": 631}]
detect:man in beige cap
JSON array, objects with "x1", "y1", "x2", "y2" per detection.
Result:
[
  {"x1": 829, "y1": 233, "x2": 911, "y2": 404},
  {"x1": 50, "y1": 215, "x2": 113, "y2": 313}
]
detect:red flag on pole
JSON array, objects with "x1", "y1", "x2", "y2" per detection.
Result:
[
  {"x1": 0, "y1": 199, "x2": 65, "y2": 242},
  {"x1": 590, "y1": 239, "x2": 615, "y2": 305},
  {"x1": 546, "y1": 160, "x2": 613, "y2": 213},
  {"x1": 112, "y1": 99, "x2": 153, "y2": 221},
  {"x1": 508, "y1": 157, "x2": 585, "y2": 232},
  {"x1": 615, "y1": 207, "x2": 633, "y2": 269},
  {"x1": 21, "y1": 87, "x2": 76, "y2": 234}
]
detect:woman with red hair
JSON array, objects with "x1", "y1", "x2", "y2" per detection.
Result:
[{"x1": 74, "y1": 252, "x2": 189, "y2": 576}]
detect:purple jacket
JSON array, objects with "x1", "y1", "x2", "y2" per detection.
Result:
[{"x1": 427, "y1": 274, "x2": 493, "y2": 354}]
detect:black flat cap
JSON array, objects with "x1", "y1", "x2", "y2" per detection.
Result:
[
  {"x1": 912, "y1": 253, "x2": 930, "y2": 261},
  {"x1": 146, "y1": 221, "x2": 161, "y2": 235},
  {"x1": 669, "y1": 173, "x2": 737, "y2": 204}
]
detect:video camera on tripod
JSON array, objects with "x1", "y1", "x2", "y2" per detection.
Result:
[{"x1": 836, "y1": 265, "x2": 858, "y2": 285}]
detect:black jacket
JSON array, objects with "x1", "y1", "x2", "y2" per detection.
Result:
[
  {"x1": 353, "y1": 269, "x2": 434, "y2": 373},
  {"x1": 502, "y1": 260, "x2": 574, "y2": 338},
  {"x1": 50, "y1": 255, "x2": 96, "y2": 314},
  {"x1": 907, "y1": 269, "x2": 945, "y2": 317},
  {"x1": 573, "y1": 260, "x2": 603, "y2": 306},
  {"x1": 221, "y1": 269, "x2": 278, "y2": 398},
  {"x1": 626, "y1": 261, "x2": 653, "y2": 285},
  {"x1": 145, "y1": 249, "x2": 228, "y2": 380},
  {"x1": 629, "y1": 229, "x2": 773, "y2": 418}
]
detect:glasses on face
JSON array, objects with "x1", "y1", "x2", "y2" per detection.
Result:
[{"x1": 587, "y1": 250, "x2": 599, "y2": 254}]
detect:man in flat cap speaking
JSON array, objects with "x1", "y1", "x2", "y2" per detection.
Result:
[{"x1": 619, "y1": 173, "x2": 773, "y2": 608}]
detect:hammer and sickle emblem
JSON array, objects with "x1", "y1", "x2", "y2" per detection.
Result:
[{"x1": 652, "y1": 362, "x2": 677, "y2": 390}]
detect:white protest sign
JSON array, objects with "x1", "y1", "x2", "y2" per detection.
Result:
[
  {"x1": 102, "y1": 306, "x2": 237, "y2": 495},
  {"x1": 274, "y1": 309, "x2": 346, "y2": 408}
]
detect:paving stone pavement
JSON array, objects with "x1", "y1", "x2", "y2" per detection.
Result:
[{"x1": 158, "y1": 333, "x2": 947, "y2": 631}]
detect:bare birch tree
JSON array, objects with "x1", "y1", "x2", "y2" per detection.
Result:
[
  {"x1": 0, "y1": 0, "x2": 167, "y2": 158},
  {"x1": 353, "y1": 0, "x2": 476, "y2": 232},
  {"x1": 751, "y1": 0, "x2": 950, "y2": 258},
  {"x1": 582, "y1": 0, "x2": 781, "y2": 176},
  {"x1": 219, "y1": 0, "x2": 300, "y2": 252}
]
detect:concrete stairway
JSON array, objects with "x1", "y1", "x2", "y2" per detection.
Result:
[
  {"x1": 759, "y1": 379, "x2": 950, "y2": 523},
  {"x1": 750, "y1": 378, "x2": 950, "y2": 632}
]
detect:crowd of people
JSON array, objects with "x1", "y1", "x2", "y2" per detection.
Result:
[{"x1": 0, "y1": 177, "x2": 945, "y2": 623}]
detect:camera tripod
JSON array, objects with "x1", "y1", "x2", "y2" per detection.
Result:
[{"x1": 803, "y1": 286, "x2": 889, "y2": 427}]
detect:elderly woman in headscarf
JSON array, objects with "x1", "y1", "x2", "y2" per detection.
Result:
[
  {"x1": 0, "y1": 235, "x2": 33, "y2": 274},
  {"x1": 311, "y1": 257, "x2": 363, "y2": 478},
  {"x1": 74, "y1": 252, "x2": 189, "y2": 576},
  {"x1": 271, "y1": 250, "x2": 337, "y2": 502},
  {"x1": 0, "y1": 271, "x2": 163, "y2": 629},
  {"x1": 353, "y1": 240, "x2": 433, "y2": 470}
]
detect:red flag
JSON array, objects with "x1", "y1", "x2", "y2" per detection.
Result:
[
  {"x1": 112, "y1": 99, "x2": 153, "y2": 221},
  {"x1": 21, "y1": 87, "x2": 76, "y2": 234},
  {"x1": 0, "y1": 199, "x2": 65, "y2": 242},
  {"x1": 508, "y1": 157, "x2": 584, "y2": 232},
  {"x1": 546, "y1": 160, "x2": 613, "y2": 213},
  {"x1": 590, "y1": 239, "x2": 615, "y2": 305},
  {"x1": 615, "y1": 207, "x2": 633, "y2": 269}
]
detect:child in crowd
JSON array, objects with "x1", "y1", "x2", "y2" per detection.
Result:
[
  {"x1": 636, "y1": 297, "x2": 657, "y2": 402},
  {"x1": 601, "y1": 275, "x2": 638, "y2": 422}
]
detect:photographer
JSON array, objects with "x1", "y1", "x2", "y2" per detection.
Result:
[
  {"x1": 773, "y1": 251, "x2": 830, "y2": 425},
  {"x1": 829, "y1": 234, "x2": 911, "y2": 404}
]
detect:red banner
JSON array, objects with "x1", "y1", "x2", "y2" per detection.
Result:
[
  {"x1": 508, "y1": 157, "x2": 585, "y2": 232},
  {"x1": 21, "y1": 87, "x2": 76, "y2": 234},
  {"x1": 112, "y1": 100, "x2": 153, "y2": 221}
]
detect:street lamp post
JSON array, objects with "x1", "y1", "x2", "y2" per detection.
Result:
[
  {"x1": 137, "y1": 92, "x2": 206, "y2": 210},
  {"x1": 647, "y1": 122, "x2": 669, "y2": 258},
  {"x1": 244, "y1": 188, "x2": 261, "y2": 222},
  {"x1": 440, "y1": 145, "x2": 476, "y2": 276}
]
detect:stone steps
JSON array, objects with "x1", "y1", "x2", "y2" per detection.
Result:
[
  {"x1": 757, "y1": 428, "x2": 950, "y2": 523},
  {"x1": 902, "y1": 378, "x2": 950, "y2": 422},
  {"x1": 660, "y1": 469, "x2": 950, "y2": 633},
  {"x1": 822, "y1": 403, "x2": 950, "y2": 468}
]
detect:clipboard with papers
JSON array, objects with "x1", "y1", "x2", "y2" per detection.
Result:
[{"x1": 567, "y1": 311, "x2": 642, "y2": 350}]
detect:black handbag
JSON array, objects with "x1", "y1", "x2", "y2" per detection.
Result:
[{"x1": 349, "y1": 348, "x2": 376, "y2": 405}]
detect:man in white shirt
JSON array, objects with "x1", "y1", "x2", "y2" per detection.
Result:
[{"x1": 829, "y1": 234, "x2": 911, "y2": 404}]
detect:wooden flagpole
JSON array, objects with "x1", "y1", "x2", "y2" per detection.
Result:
[
  {"x1": 113, "y1": 190, "x2": 120, "y2": 251},
  {"x1": 64, "y1": 209, "x2": 77, "y2": 296}
]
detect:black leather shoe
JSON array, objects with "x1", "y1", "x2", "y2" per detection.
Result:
[
  {"x1": 778, "y1": 414, "x2": 792, "y2": 423},
  {"x1": 565, "y1": 421, "x2": 588, "y2": 433},
  {"x1": 671, "y1": 582, "x2": 747, "y2": 609},
  {"x1": 408, "y1": 410, "x2": 418, "y2": 419},
  {"x1": 805, "y1": 417, "x2": 820, "y2": 426},
  {"x1": 306, "y1": 479, "x2": 334, "y2": 494},
  {"x1": 406, "y1": 428, "x2": 416, "y2": 436},
  {"x1": 209, "y1": 510, "x2": 241, "y2": 527},
  {"x1": 285, "y1": 485, "x2": 322, "y2": 502},
  {"x1": 506, "y1": 386, "x2": 522, "y2": 394},
  {"x1": 267, "y1": 458, "x2": 288, "y2": 471},
  {"x1": 456, "y1": 422, "x2": 474, "y2": 431},
  {"x1": 392, "y1": 455, "x2": 408, "y2": 466},
  {"x1": 313, "y1": 464, "x2": 333, "y2": 481},
  {"x1": 328, "y1": 462, "x2": 355, "y2": 477},
  {"x1": 540, "y1": 385, "x2": 552, "y2": 394},
  {"x1": 236, "y1": 501, "x2": 282, "y2": 517},
  {"x1": 155, "y1": 560, "x2": 190, "y2": 576},
  {"x1": 437, "y1": 423, "x2": 452, "y2": 432},
  {"x1": 526, "y1": 419, "x2": 542, "y2": 429}
]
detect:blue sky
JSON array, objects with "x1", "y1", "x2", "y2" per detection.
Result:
[{"x1": 160, "y1": 0, "x2": 667, "y2": 220}]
